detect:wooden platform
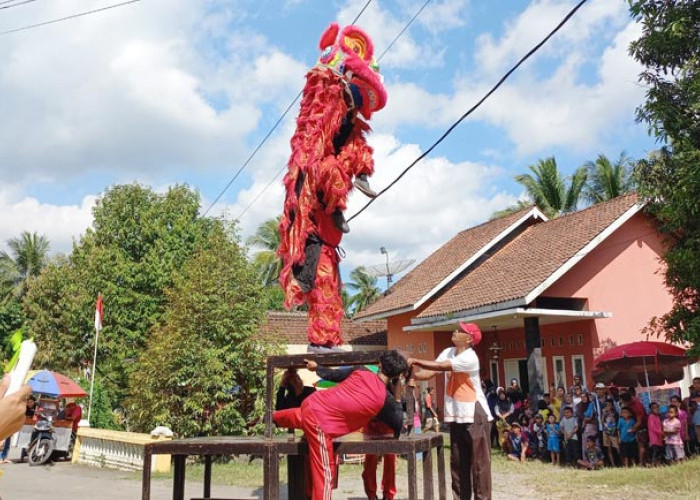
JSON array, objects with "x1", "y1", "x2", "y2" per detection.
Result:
[
  {"x1": 141, "y1": 433, "x2": 445, "y2": 500},
  {"x1": 141, "y1": 350, "x2": 446, "y2": 500}
]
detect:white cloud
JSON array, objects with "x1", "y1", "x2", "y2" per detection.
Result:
[
  {"x1": 0, "y1": 0, "x2": 306, "y2": 181},
  {"x1": 0, "y1": 187, "x2": 95, "y2": 256}
]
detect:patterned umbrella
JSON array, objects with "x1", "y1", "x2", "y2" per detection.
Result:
[
  {"x1": 26, "y1": 370, "x2": 87, "y2": 398},
  {"x1": 592, "y1": 341, "x2": 695, "y2": 387}
]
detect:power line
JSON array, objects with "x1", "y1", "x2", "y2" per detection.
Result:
[
  {"x1": 201, "y1": 0, "x2": 374, "y2": 217},
  {"x1": 0, "y1": 0, "x2": 140, "y2": 36},
  {"x1": 235, "y1": 0, "x2": 432, "y2": 221},
  {"x1": 347, "y1": 0, "x2": 589, "y2": 223},
  {"x1": 0, "y1": 0, "x2": 39, "y2": 11}
]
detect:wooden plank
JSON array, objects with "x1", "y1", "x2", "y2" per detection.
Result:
[
  {"x1": 437, "y1": 441, "x2": 446, "y2": 500},
  {"x1": 407, "y1": 451, "x2": 417, "y2": 500},
  {"x1": 141, "y1": 448, "x2": 152, "y2": 500},
  {"x1": 203, "y1": 455, "x2": 212, "y2": 498},
  {"x1": 422, "y1": 445, "x2": 434, "y2": 500},
  {"x1": 173, "y1": 455, "x2": 186, "y2": 500}
]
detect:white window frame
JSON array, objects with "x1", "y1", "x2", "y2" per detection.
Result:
[
  {"x1": 552, "y1": 356, "x2": 567, "y2": 389},
  {"x1": 571, "y1": 355, "x2": 586, "y2": 383}
]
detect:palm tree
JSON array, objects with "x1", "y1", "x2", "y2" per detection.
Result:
[
  {"x1": 246, "y1": 217, "x2": 282, "y2": 287},
  {"x1": 583, "y1": 152, "x2": 636, "y2": 204},
  {"x1": 514, "y1": 157, "x2": 587, "y2": 218},
  {"x1": 489, "y1": 200, "x2": 531, "y2": 220},
  {"x1": 345, "y1": 266, "x2": 381, "y2": 315},
  {"x1": 0, "y1": 231, "x2": 50, "y2": 301}
]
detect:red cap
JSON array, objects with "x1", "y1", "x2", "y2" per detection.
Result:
[{"x1": 458, "y1": 322, "x2": 482, "y2": 346}]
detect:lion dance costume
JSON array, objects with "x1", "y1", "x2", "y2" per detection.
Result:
[{"x1": 278, "y1": 22, "x2": 387, "y2": 349}]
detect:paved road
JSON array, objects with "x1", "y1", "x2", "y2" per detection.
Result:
[{"x1": 0, "y1": 448, "x2": 265, "y2": 500}]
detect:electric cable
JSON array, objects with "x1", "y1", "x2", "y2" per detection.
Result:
[
  {"x1": 0, "y1": 0, "x2": 140, "y2": 36},
  {"x1": 235, "y1": 0, "x2": 433, "y2": 220},
  {"x1": 201, "y1": 0, "x2": 374, "y2": 217},
  {"x1": 347, "y1": 0, "x2": 589, "y2": 223},
  {"x1": 0, "y1": 0, "x2": 39, "y2": 11}
]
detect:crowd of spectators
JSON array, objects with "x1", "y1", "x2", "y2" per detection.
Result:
[{"x1": 487, "y1": 375, "x2": 700, "y2": 469}]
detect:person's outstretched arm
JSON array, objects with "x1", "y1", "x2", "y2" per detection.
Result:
[{"x1": 0, "y1": 375, "x2": 32, "y2": 441}]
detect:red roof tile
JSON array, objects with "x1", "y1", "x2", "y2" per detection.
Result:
[
  {"x1": 260, "y1": 311, "x2": 387, "y2": 346},
  {"x1": 355, "y1": 206, "x2": 540, "y2": 320},
  {"x1": 417, "y1": 193, "x2": 640, "y2": 319}
]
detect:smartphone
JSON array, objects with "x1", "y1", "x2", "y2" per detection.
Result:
[{"x1": 6, "y1": 340, "x2": 36, "y2": 396}]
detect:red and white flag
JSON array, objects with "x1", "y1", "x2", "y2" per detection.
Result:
[{"x1": 94, "y1": 293, "x2": 103, "y2": 333}]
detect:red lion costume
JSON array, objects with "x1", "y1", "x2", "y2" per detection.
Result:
[{"x1": 278, "y1": 23, "x2": 387, "y2": 349}]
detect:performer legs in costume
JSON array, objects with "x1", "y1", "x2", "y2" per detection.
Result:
[{"x1": 272, "y1": 352, "x2": 406, "y2": 500}]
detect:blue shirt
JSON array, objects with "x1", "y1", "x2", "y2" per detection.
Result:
[{"x1": 618, "y1": 417, "x2": 637, "y2": 443}]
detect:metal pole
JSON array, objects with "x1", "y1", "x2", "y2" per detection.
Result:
[
  {"x1": 643, "y1": 356, "x2": 651, "y2": 397},
  {"x1": 87, "y1": 328, "x2": 99, "y2": 424}
]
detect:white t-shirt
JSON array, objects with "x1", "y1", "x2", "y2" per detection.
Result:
[{"x1": 436, "y1": 347, "x2": 493, "y2": 424}]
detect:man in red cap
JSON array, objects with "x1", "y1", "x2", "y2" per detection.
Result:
[{"x1": 408, "y1": 322, "x2": 492, "y2": 500}]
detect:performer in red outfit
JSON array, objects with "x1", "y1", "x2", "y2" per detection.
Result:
[
  {"x1": 362, "y1": 419, "x2": 397, "y2": 500},
  {"x1": 273, "y1": 351, "x2": 406, "y2": 500},
  {"x1": 278, "y1": 22, "x2": 387, "y2": 350}
]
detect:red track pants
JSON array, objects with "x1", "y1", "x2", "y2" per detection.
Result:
[{"x1": 362, "y1": 453, "x2": 396, "y2": 500}]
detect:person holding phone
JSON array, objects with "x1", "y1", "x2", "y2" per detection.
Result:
[{"x1": 0, "y1": 374, "x2": 32, "y2": 441}]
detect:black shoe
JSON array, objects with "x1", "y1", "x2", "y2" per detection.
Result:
[
  {"x1": 332, "y1": 209, "x2": 350, "y2": 233},
  {"x1": 353, "y1": 174, "x2": 377, "y2": 198}
]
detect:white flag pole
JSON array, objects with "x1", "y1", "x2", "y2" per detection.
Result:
[{"x1": 87, "y1": 293, "x2": 102, "y2": 425}]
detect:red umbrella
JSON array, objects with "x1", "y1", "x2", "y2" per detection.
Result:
[{"x1": 592, "y1": 341, "x2": 695, "y2": 387}]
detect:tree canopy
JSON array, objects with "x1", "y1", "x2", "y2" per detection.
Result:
[
  {"x1": 128, "y1": 222, "x2": 279, "y2": 437},
  {"x1": 22, "y1": 183, "x2": 266, "y2": 428},
  {"x1": 345, "y1": 266, "x2": 381, "y2": 315},
  {"x1": 628, "y1": 0, "x2": 700, "y2": 354}
]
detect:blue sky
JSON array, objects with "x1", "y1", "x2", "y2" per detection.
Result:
[{"x1": 0, "y1": 0, "x2": 655, "y2": 283}]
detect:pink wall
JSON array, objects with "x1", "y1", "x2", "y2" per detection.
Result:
[{"x1": 544, "y1": 212, "x2": 673, "y2": 348}]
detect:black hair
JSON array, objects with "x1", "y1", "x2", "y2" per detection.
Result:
[
  {"x1": 28, "y1": 395, "x2": 36, "y2": 402},
  {"x1": 537, "y1": 400, "x2": 548, "y2": 410},
  {"x1": 620, "y1": 393, "x2": 632, "y2": 403},
  {"x1": 379, "y1": 350, "x2": 408, "y2": 379},
  {"x1": 563, "y1": 406, "x2": 573, "y2": 413},
  {"x1": 620, "y1": 406, "x2": 631, "y2": 414},
  {"x1": 586, "y1": 436, "x2": 596, "y2": 443},
  {"x1": 628, "y1": 387, "x2": 636, "y2": 396}
]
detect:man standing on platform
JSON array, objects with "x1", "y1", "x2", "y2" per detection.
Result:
[
  {"x1": 408, "y1": 322, "x2": 492, "y2": 500},
  {"x1": 272, "y1": 350, "x2": 406, "y2": 500}
]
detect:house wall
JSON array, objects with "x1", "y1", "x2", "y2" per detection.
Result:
[
  {"x1": 481, "y1": 320, "x2": 598, "y2": 392},
  {"x1": 544, "y1": 212, "x2": 673, "y2": 348}
]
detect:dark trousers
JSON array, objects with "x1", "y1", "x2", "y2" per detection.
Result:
[
  {"x1": 563, "y1": 438, "x2": 578, "y2": 464},
  {"x1": 449, "y1": 404, "x2": 491, "y2": 500}
]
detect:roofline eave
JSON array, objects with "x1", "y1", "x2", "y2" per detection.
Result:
[
  {"x1": 413, "y1": 207, "x2": 548, "y2": 311},
  {"x1": 353, "y1": 305, "x2": 414, "y2": 323},
  {"x1": 404, "y1": 307, "x2": 612, "y2": 332}
]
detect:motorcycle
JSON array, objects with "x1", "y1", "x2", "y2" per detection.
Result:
[
  {"x1": 19, "y1": 399, "x2": 74, "y2": 466},
  {"x1": 26, "y1": 412, "x2": 55, "y2": 466}
]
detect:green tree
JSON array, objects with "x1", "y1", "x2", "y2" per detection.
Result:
[
  {"x1": 628, "y1": 1, "x2": 700, "y2": 354},
  {"x1": 345, "y1": 267, "x2": 381, "y2": 315},
  {"x1": 24, "y1": 184, "x2": 217, "y2": 407},
  {"x1": 246, "y1": 216, "x2": 282, "y2": 287},
  {"x1": 0, "y1": 231, "x2": 50, "y2": 301},
  {"x1": 514, "y1": 157, "x2": 587, "y2": 218},
  {"x1": 128, "y1": 222, "x2": 280, "y2": 437},
  {"x1": 583, "y1": 152, "x2": 636, "y2": 204},
  {"x1": 0, "y1": 302, "x2": 25, "y2": 363}
]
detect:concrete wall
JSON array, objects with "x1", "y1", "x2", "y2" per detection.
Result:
[{"x1": 74, "y1": 428, "x2": 171, "y2": 472}]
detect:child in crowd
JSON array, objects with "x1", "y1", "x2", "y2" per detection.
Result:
[
  {"x1": 505, "y1": 422, "x2": 529, "y2": 461},
  {"x1": 537, "y1": 400, "x2": 552, "y2": 422},
  {"x1": 618, "y1": 406, "x2": 637, "y2": 467},
  {"x1": 559, "y1": 406, "x2": 579, "y2": 465},
  {"x1": 581, "y1": 400, "x2": 599, "y2": 458},
  {"x1": 601, "y1": 399, "x2": 619, "y2": 467},
  {"x1": 647, "y1": 401, "x2": 664, "y2": 466},
  {"x1": 545, "y1": 414, "x2": 561, "y2": 465},
  {"x1": 663, "y1": 405, "x2": 685, "y2": 463},
  {"x1": 529, "y1": 413, "x2": 547, "y2": 460},
  {"x1": 669, "y1": 395, "x2": 689, "y2": 455},
  {"x1": 577, "y1": 436, "x2": 604, "y2": 470}
]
